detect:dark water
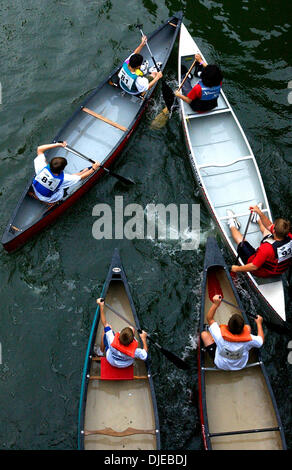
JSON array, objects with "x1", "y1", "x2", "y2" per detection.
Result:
[{"x1": 0, "y1": 0, "x2": 291, "y2": 450}]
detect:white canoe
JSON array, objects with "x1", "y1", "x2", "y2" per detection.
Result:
[{"x1": 178, "y1": 23, "x2": 286, "y2": 325}]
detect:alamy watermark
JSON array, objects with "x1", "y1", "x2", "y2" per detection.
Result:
[
  {"x1": 92, "y1": 196, "x2": 200, "y2": 250},
  {"x1": 288, "y1": 80, "x2": 292, "y2": 104}
]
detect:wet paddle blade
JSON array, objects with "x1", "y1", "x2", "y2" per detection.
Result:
[
  {"x1": 150, "y1": 107, "x2": 170, "y2": 130},
  {"x1": 160, "y1": 346, "x2": 190, "y2": 370},
  {"x1": 147, "y1": 336, "x2": 189, "y2": 370},
  {"x1": 161, "y1": 80, "x2": 175, "y2": 112}
]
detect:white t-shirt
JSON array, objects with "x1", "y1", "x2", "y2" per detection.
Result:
[
  {"x1": 105, "y1": 328, "x2": 148, "y2": 368},
  {"x1": 209, "y1": 322, "x2": 263, "y2": 371},
  {"x1": 33, "y1": 153, "x2": 81, "y2": 202}
]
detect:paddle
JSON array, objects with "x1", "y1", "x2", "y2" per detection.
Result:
[
  {"x1": 102, "y1": 300, "x2": 189, "y2": 370},
  {"x1": 235, "y1": 210, "x2": 253, "y2": 264},
  {"x1": 63, "y1": 144, "x2": 135, "y2": 186}
]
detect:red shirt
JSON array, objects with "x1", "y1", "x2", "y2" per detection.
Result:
[
  {"x1": 187, "y1": 81, "x2": 223, "y2": 101},
  {"x1": 248, "y1": 224, "x2": 292, "y2": 277}
]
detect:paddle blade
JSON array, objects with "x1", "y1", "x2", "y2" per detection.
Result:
[
  {"x1": 161, "y1": 80, "x2": 175, "y2": 112},
  {"x1": 207, "y1": 268, "x2": 224, "y2": 301},
  {"x1": 150, "y1": 107, "x2": 170, "y2": 130},
  {"x1": 160, "y1": 346, "x2": 190, "y2": 370},
  {"x1": 104, "y1": 168, "x2": 135, "y2": 186}
]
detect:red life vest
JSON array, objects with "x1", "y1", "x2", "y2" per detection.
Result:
[
  {"x1": 110, "y1": 332, "x2": 138, "y2": 358},
  {"x1": 220, "y1": 325, "x2": 252, "y2": 342},
  {"x1": 260, "y1": 234, "x2": 292, "y2": 275}
]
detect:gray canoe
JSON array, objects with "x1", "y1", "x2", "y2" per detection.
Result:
[
  {"x1": 2, "y1": 13, "x2": 183, "y2": 252},
  {"x1": 178, "y1": 23, "x2": 286, "y2": 325}
]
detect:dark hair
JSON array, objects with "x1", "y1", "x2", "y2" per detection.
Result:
[
  {"x1": 49, "y1": 157, "x2": 67, "y2": 174},
  {"x1": 228, "y1": 314, "x2": 244, "y2": 335},
  {"x1": 129, "y1": 53, "x2": 143, "y2": 68},
  {"x1": 201, "y1": 64, "x2": 223, "y2": 87},
  {"x1": 119, "y1": 327, "x2": 134, "y2": 346},
  {"x1": 274, "y1": 218, "x2": 291, "y2": 239}
]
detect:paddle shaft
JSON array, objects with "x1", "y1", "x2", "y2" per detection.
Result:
[
  {"x1": 138, "y1": 27, "x2": 160, "y2": 72},
  {"x1": 235, "y1": 210, "x2": 253, "y2": 264},
  {"x1": 64, "y1": 145, "x2": 134, "y2": 185},
  {"x1": 219, "y1": 297, "x2": 258, "y2": 320}
]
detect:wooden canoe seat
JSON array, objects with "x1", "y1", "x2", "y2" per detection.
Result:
[
  {"x1": 83, "y1": 427, "x2": 156, "y2": 437},
  {"x1": 89, "y1": 356, "x2": 148, "y2": 380},
  {"x1": 82, "y1": 107, "x2": 128, "y2": 132}
]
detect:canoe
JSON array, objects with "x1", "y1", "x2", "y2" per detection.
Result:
[
  {"x1": 198, "y1": 237, "x2": 286, "y2": 450},
  {"x1": 178, "y1": 23, "x2": 286, "y2": 326},
  {"x1": 77, "y1": 249, "x2": 160, "y2": 450},
  {"x1": 2, "y1": 13, "x2": 183, "y2": 253}
]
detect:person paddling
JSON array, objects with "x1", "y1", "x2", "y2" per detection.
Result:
[
  {"x1": 32, "y1": 142, "x2": 100, "y2": 203},
  {"x1": 175, "y1": 53, "x2": 223, "y2": 112},
  {"x1": 118, "y1": 35, "x2": 163, "y2": 96},
  {"x1": 95, "y1": 298, "x2": 148, "y2": 368},
  {"x1": 227, "y1": 205, "x2": 292, "y2": 277},
  {"x1": 201, "y1": 295, "x2": 264, "y2": 371}
]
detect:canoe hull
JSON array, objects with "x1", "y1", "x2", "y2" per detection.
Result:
[
  {"x1": 198, "y1": 237, "x2": 287, "y2": 450},
  {"x1": 2, "y1": 13, "x2": 183, "y2": 252},
  {"x1": 78, "y1": 249, "x2": 160, "y2": 450},
  {"x1": 178, "y1": 23, "x2": 287, "y2": 326}
]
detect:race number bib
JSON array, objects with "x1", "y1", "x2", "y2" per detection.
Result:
[
  {"x1": 118, "y1": 68, "x2": 135, "y2": 90},
  {"x1": 277, "y1": 240, "x2": 292, "y2": 263},
  {"x1": 34, "y1": 168, "x2": 61, "y2": 192}
]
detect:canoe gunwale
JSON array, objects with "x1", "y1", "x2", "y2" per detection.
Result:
[
  {"x1": 197, "y1": 237, "x2": 287, "y2": 450},
  {"x1": 77, "y1": 249, "x2": 161, "y2": 450},
  {"x1": 178, "y1": 23, "x2": 286, "y2": 326},
  {"x1": 2, "y1": 13, "x2": 183, "y2": 252}
]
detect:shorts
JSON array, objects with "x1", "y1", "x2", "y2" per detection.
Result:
[
  {"x1": 103, "y1": 326, "x2": 114, "y2": 352},
  {"x1": 205, "y1": 343, "x2": 217, "y2": 360},
  {"x1": 237, "y1": 240, "x2": 256, "y2": 264}
]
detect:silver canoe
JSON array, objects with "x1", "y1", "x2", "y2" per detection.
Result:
[
  {"x1": 178, "y1": 23, "x2": 286, "y2": 325},
  {"x1": 78, "y1": 249, "x2": 160, "y2": 450},
  {"x1": 2, "y1": 12, "x2": 182, "y2": 252},
  {"x1": 198, "y1": 237, "x2": 286, "y2": 450}
]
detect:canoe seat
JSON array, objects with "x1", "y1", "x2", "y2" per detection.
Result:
[
  {"x1": 83, "y1": 427, "x2": 157, "y2": 437},
  {"x1": 89, "y1": 357, "x2": 148, "y2": 380},
  {"x1": 82, "y1": 107, "x2": 128, "y2": 132}
]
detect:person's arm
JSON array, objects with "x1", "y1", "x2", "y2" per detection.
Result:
[
  {"x1": 206, "y1": 295, "x2": 222, "y2": 326},
  {"x1": 133, "y1": 35, "x2": 147, "y2": 54},
  {"x1": 254, "y1": 315, "x2": 264, "y2": 343},
  {"x1": 97, "y1": 298, "x2": 110, "y2": 328},
  {"x1": 147, "y1": 71, "x2": 163, "y2": 90},
  {"x1": 195, "y1": 53, "x2": 207, "y2": 67},
  {"x1": 74, "y1": 162, "x2": 100, "y2": 179},
  {"x1": 139, "y1": 331, "x2": 148, "y2": 352},
  {"x1": 174, "y1": 91, "x2": 192, "y2": 104},
  {"x1": 37, "y1": 141, "x2": 66, "y2": 155},
  {"x1": 250, "y1": 205, "x2": 272, "y2": 230},
  {"x1": 231, "y1": 262, "x2": 258, "y2": 273}
]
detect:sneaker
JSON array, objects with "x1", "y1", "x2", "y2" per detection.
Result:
[
  {"x1": 251, "y1": 203, "x2": 263, "y2": 223},
  {"x1": 140, "y1": 60, "x2": 149, "y2": 74},
  {"x1": 226, "y1": 209, "x2": 241, "y2": 229},
  {"x1": 93, "y1": 345, "x2": 104, "y2": 357},
  {"x1": 148, "y1": 62, "x2": 162, "y2": 74}
]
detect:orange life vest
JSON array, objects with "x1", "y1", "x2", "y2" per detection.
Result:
[
  {"x1": 111, "y1": 332, "x2": 138, "y2": 358},
  {"x1": 219, "y1": 324, "x2": 252, "y2": 342}
]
